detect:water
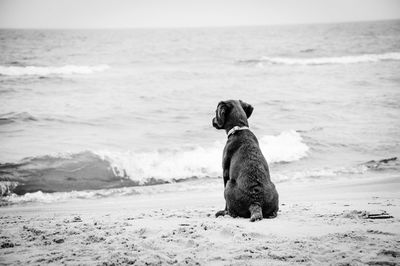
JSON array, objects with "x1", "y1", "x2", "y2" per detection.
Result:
[{"x1": 1, "y1": 20, "x2": 399, "y2": 203}]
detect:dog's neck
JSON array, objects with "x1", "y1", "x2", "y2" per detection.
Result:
[{"x1": 227, "y1": 126, "x2": 250, "y2": 138}]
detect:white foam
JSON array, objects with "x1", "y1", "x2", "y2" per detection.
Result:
[
  {"x1": 272, "y1": 165, "x2": 369, "y2": 183},
  {"x1": 0, "y1": 64, "x2": 110, "y2": 76},
  {"x1": 3, "y1": 187, "x2": 137, "y2": 204},
  {"x1": 97, "y1": 144, "x2": 224, "y2": 183},
  {"x1": 96, "y1": 130, "x2": 310, "y2": 184},
  {"x1": 259, "y1": 130, "x2": 309, "y2": 163},
  {"x1": 2, "y1": 178, "x2": 222, "y2": 204},
  {"x1": 260, "y1": 52, "x2": 400, "y2": 65}
]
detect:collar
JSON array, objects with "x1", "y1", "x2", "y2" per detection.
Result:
[{"x1": 227, "y1": 126, "x2": 249, "y2": 138}]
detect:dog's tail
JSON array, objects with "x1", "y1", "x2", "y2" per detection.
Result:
[{"x1": 249, "y1": 204, "x2": 263, "y2": 222}]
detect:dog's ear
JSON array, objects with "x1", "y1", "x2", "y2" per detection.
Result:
[
  {"x1": 215, "y1": 101, "x2": 227, "y2": 128},
  {"x1": 239, "y1": 100, "x2": 253, "y2": 118}
]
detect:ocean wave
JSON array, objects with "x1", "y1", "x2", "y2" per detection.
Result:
[
  {"x1": 273, "y1": 167, "x2": 366, "y2": 183},
  {"x1": 0, "y1": 112, "x2": 100, "y2": 126},
  {"x1": 0, "y1": 178, "x2": 223, "y2": 206},
  {"x1": 363, "y1": 157, "x2": 398, "y2": 170},
  {"x1": 0, "y1": 130, "x2": 309, "y2": 196},
  {"x1": 0, "y1": 112, "x2": 38, "y2": 125},
  {"x1": 273, "y1": 157, "x2": 398, "y2": 182},
  {"x1": 0, "y1": 151, "x2": 140, "y2": 197},
  {"x1": 259, "y1": 130, "x2": 309, "y2": 163},
  {"x1": 0, "y1": 64, "x2": 110, "y2": 76},
  {"x1": 2, "y1": 188, "x2": 139, "y2": 205},
  {"x1": 238, "y1": 52, "x2": 400, "y2": 66},
  {"x1": 97, "y1": 130, "x2": 309, "y2": 183},
  {"x1": 1, "y1": 156, "x2": 397, "y2": 205}
]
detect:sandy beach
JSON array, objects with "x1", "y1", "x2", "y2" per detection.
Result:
[{"x1": 1, "y1": 177, "x2": 399, "y2": 266}]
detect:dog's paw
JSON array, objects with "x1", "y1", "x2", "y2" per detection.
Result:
[
  {"x1": 250, "y1": 212, "x2": 263, "y2": 222},
  {"x1": 266, "y1": 211, "x2": 278, "y2": 219},
  {"x1": 215, "y1": 210, "x2": 227, "y2": 217}
]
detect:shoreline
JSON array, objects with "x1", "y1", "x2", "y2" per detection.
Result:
[{"x1": 1, "y1": 176, "x2": 399, "y2": 265}]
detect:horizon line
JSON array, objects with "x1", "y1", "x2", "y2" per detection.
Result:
[{"x1": 0, "y1": 18, "x2": 399, "y2": 30}]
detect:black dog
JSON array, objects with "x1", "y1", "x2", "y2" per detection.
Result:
[{"x1": 212, "y1": 100, "x2": 279, "y2": 221}]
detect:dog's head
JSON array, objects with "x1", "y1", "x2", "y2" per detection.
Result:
[{"x1": 212, "y1": 100, "x2": 253, "y2": 130}]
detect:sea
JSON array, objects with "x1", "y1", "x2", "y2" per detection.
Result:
[{"x1": 1, "y1": 20, "x2": 399, "y2": 205}]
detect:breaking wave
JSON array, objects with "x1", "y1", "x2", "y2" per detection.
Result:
[
  {"x1": 96, "y1": 130, "x2": 310, "y2": 183},
  {"x1": 1, "y1": 155, "x2": 397, "y2": 205},
  {"x1": 0, "y1": 64, "x2": 110, "y2": 76},
  {"x1": 0, "y1": 130, "x2": 309, "y2": 197},
  {"x1": 238, "y1": 52, "x2": 400, "y2": 66},
  {"x1": 1, "y1": 179, "x2": 221, "y2": 205}
]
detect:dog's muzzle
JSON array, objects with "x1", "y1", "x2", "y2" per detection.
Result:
[{"x1": 212, "y1": 117, "x2": 222, "y2": 129}]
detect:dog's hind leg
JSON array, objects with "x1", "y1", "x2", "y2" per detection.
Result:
[{"x1": 249, "y1": 204, "x2": 263, "y2": 222}]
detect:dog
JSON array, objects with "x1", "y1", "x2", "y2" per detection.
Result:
[{"x1": 212, "y1": 100, "x2": 279, "y2": 221}]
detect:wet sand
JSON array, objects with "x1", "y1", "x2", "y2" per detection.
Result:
[{"x1": 1, "y1": 177, "x2": 399, "y2": 265}]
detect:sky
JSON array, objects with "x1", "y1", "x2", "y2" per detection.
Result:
[{"x1": 0, "y1": 0, "x2": 399, "y2": 29}]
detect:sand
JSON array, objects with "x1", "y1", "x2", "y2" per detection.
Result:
[{"x1": 1, "y1": 177, "x2": 399, "y2": 266}]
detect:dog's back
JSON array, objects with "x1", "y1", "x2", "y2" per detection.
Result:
[{"x1": 224, "y1": 129, "x2": 279, "y2": 219}]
